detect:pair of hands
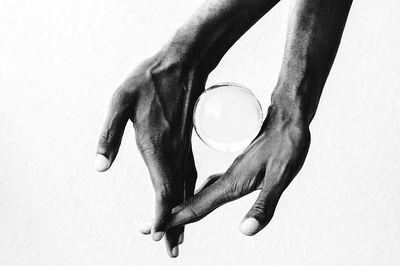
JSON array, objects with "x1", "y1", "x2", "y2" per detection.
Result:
[{"x1": 95, "y1": 53, "x2": 311, "y2": 257}]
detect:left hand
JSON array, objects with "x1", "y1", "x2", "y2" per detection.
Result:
[{"x1": 95, "y1": 53, "x2": 205, "y2": 257}]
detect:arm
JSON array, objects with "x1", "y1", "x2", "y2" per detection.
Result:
[
  {"x1": 161, "y1": 0, "x2": 281, "y2": 79},
  {"x1": 151, "y1": 0, "x2": 353, "y2": 236},
  {"x1": 96, "y1": 0, "x2": 281, "y2": 257},
  {"x1": 272, "y1": 0, "x2": 353, "y2": 123}
]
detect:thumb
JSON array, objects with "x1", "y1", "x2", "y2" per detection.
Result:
[
  {"x1": 95, "y1": 106, "x2": 128, "y2": 172},
  {"x1": 239, "y1": 187, "x2": 279, "y2": 236}
]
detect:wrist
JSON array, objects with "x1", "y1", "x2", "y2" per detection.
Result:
[
  {"x1": 270, "y1": 82, "x2": 321, "y2": 125},
  {"x1": 269, "y1": 89, "x2": 310, "y2": 127},
  {"x1": 266, "y1": 103, "x2": 308, "y2": 129},
  {"x1": 158, "y1": 26, "x2": 214, "y2": 78}
]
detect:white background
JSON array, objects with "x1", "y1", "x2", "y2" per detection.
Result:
[{"x1": 1, "y1": 0, "x2": 399, "y2": 265}]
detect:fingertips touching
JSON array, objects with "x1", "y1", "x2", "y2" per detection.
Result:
[
  {"x1": 152, "y1": 230, "x2": 165, "y2": 242},
  {"x1": 152, "y1": 192, "x2": 173, "y2": 241}
]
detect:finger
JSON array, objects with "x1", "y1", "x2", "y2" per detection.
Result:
[
  {"x1": 166, "y1": 174, "x2": 240, "y2": 229},
  {"x1": 95, "y1": 92, "x2": 129, "y2": 172},
  {"x1": 139, "y1": 220, "x2": 152, "y2": 235},
  {"x1": 141, "y1": 151, "x2": 176, "y2": 241},
  {"x1": 178, "y1": 227, "x2": 184, "y2": 245},
  {"x1": 139, "y1": 220, "x2": 185, "y2": 244},
  {"x1": 162, "y1": 147, "x2": 192, "y2": 254},
  {"x1": 138, "y1": 174, "x2": 233, "y2": 233},
  {"x1": 152, "y1": 180, "x2": 175, "y2": 241},
  {"x1": 164, "y1": 213, "x2": 182, "y2": 257},
  {"x1": 240, "y1": 185, "x2": 280, "y2": 236},
  {"x1": 139, "y1": 173, "x2": 238, "y2": 235},
  {"x1": 137, "y1": 175, "x2": 221, "y2": 237},
  {"x1": 166, "y1": 172, "x2": 222, "y2": 242},
  {"x1": 139, "y1": 220, "x2": 185, "y2": 241},
  {"x1": 179, "y1": 144, "x2": 196, "y2": 245},
  {"x1": 194, "y1": 173, "x2": 223, "y2": 194},
  {"x1": 164, "y1": 226, "x2": 180, "y2": 258},
  {"x1": 183, "y1": 144, "x2": 197, "y2": 202},
  {"x1": 139, "y1": 146, "x2": 188, "y2": 247}
]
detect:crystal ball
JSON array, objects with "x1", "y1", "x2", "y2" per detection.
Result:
[{"x1": 193, "y1": 83, "x2": 263, "y2": 152}]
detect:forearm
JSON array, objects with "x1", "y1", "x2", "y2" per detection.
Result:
[
  {"x1": 159, "y1": 0, "x2": 280, "y2": 78},
  {"x1": 271, "y1": 0, "x2": 352, "y2": 124}
]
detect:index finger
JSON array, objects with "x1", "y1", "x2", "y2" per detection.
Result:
[
  {"x1": 165, "y1": 174, "x2": 239, "y2": 229},
  {"x1": 140, "y1": 148, "x2": 177, "y2": 241}
]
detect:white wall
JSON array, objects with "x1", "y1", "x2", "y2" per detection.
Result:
[{"x1": 1, "y1": 0, "x2": 399, "y2": 265}]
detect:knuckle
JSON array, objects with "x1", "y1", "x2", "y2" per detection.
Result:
[
  {"x1": 99, "y1": 131, "x2": 115, "y2": 148},
  {"x1": 218, "y1": 180, "x2": 237, "y2": 201},
  {"x1": 150, "y1": 129, "x2": 171, "y2": 148},
  {"x1": 252, "y1": 201, "x2": 272, "y2": 223},
  {"x1": 156, "y1": 183, "x2": 175, "y2": 202},
  {"x1": 182, "y1": 205, "x2": 198, "y2": 221},
  {"x1": 253, "y1": 199, "x2": 267, "y2": 214},
  {"x1": 137, "y1": 128, "x2": 181, "y2": 158},
  {"x1": 229, "y1": 181, "x2": 242, "y2": 198},
  {"x1": 155, "y1": 129, "x2": 181, "y2": 156},
  {"x1": 136, "y1": 133, "x2": 163, "y2": 155},
  {"x1": 221, "y1": 173, "x2": 247, "y2": 200},
  {"x1": 138, "y1": 141, "x2": 158, "y2": 156}
]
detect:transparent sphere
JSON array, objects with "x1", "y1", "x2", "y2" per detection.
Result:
[{"x1": 193, "y1": 83, "x2": 263, "y2": 152}]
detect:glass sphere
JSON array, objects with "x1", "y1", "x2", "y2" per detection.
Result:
[{"x1": 193, "y1": 82, "x2": 263, "y2": 152}]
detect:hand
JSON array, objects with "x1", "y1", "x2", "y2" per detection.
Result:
[
  {"x1": 95, "y1": 52, "x2": 205, "y2": 257},
  {"x1": 142, "y1": 105, "x2": 310, "y2": 236}
]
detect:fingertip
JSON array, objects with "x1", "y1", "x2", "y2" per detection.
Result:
[
  {"x1": 139, "y1": 221, "x2": 152, "y2": 235},
  {"x1": 152, "y1": 231, "x2": 165, "y2": 241},
  {"x1": 240, "y1": 218, "x2": 260, "y2": 236},
  {"x1": 170, "y1": 246, "x2": 179, "y2": 258},
  {"x1": 95, "y1": 154, "x2": 110, "y2": 172},
  {"x1": 178, "y1": 232, "x2": 184, "y2": 244}
]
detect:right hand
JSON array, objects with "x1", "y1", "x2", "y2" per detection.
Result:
[
  {"x1": 95, "y1": 52, "x2": 206, "y2": 257},
  {"x1": 140, "y1": 105, "x2": 311, "y2": 237}
]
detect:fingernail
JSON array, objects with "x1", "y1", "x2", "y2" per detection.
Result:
[
  {"x1": 178, "y1": 232, "x2": 184, "y2": 244},
  {"x1": 171, "y1": 246, "x2": 179, "y2": 258},
  {"x1": 95, "y1": 154, "x2": 110, "y2": 172},
  {"x1": 240, "y1": 218, "x2": 260, "y2": 236},
  {"x1": 152, "y1": 231, "x2": 164, "y2": 241},
  {"x1": 139, "y1": 221, "x2": 152, "y2": 234}
]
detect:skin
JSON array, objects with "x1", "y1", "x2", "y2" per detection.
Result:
[
  {"x1": 95, "y1": 55, "x2": 201, "y2": 258},
  {"x1": 159, "y1": 0, "x2": 353, "y2": 235},
  {"x1": 96, "y1": 0, "x2": 280, "y2": 258},
  {"x1": 96, "y1": 0, "x2": 352, "y2": 258}
]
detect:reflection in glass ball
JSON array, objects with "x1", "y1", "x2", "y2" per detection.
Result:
[{"x1": 193, "y1": 83, "x2": 263, "y2": 152}]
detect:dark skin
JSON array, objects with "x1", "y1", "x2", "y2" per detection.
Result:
[
  {"x1": 96, "y1": 0, "x2": 281, "y2": 257},
  {"x1": 96, "y1": 0, "x2": 352, "y2": 258},
  {"x1": 95, "y1": 55, "x2": 202, "y2": 257}
]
